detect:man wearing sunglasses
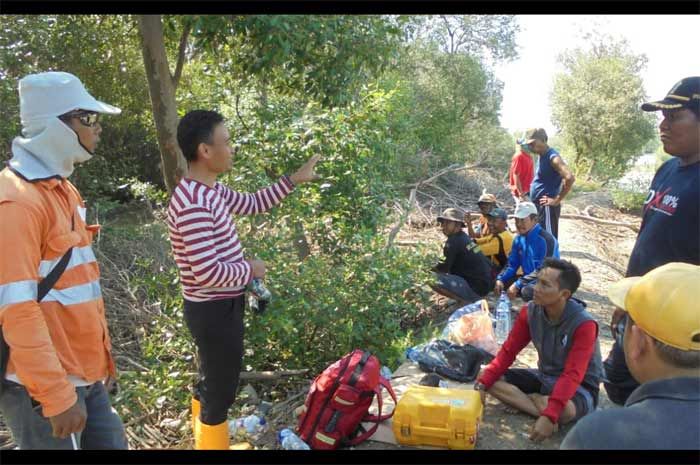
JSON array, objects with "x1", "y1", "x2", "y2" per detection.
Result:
[
  {"x1": 603, "y1": 76, "x2": 700, "y2": 406},
  {"x1": 0, "y1": 72, "x2": 127, "y2": 449},
  {"x1": 562, "y1": 263, "x2": 700, "y2": 449}
]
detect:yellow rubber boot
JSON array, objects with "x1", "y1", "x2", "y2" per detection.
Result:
[
  {"x1": 195, "y1": 420, "x2": 229, "y2": 450},
  {"x1": 191, "y1": 397, "x2": 201, "y2": 441}
]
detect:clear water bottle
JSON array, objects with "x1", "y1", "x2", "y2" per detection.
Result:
[
  {"x1": 229, "y1": 414, "x2": 267, "y2": 440},
  {"x1": 247, "y1": 278, "x2": 271, "y2": 314},
  {"x1": 278, "y1": 428, "x2": 311, "y2": 450},
  {"x1": 380, "y1": 366, "x2": 392, "y2": 379},
  {"x1": 495, "y1": 292, "x2": 512, "y2": 344}
]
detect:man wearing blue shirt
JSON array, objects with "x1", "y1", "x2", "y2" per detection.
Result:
[
  {"x1": 525, "y1": 128, "x2": 575, "y2": 239},
  {"x1": 494, "y1": 202, "x2": 559, "y2": 301}
]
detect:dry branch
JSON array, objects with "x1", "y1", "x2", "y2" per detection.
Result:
[
  {"x1": 239, "y1": 369, "x2": 309, "y2": 381},
  {"x1": 559, "y1": 214, "x2": 639, "y2": 232},
  {"x1": 385, "y1": 188, "x2": 416, "y2": 249}
]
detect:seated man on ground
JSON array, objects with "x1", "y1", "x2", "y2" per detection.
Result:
[
  {"x1": 475, "y1": 207, "x2": 514, "y2": 278},
  {"x1": 466, "y1": 192, "x2": 497, "y2": 239},
  {"x1": 494, "y1": 201, "x2": 559, "y2": 302},
  {"x1": 431, "y1": 208, "x2": 495, "y2": 305},
  {"x1": 474, "y1": 258, "x2": 603, "y2": 443},
  {"x1": 562, "y1": 263, "x2": 700, "y2": 450}
]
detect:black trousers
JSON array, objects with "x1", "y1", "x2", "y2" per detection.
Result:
[
  {"x1": 535, "y1": 202, "x2": 561, "y2": 239},
  {"x1": 184, "y1": 295, "x2": 245, "y2": 425},
  {"x1": 602, "y1": 340, "x2": 640, "y2": 405}
]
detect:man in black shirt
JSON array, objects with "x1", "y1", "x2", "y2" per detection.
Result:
[
  {"x1": 431, "y1": 207, "x2": 495, "y2": 305},
  {"x1": 604, "y1": 76, "x2": 700, "y2": 405}
]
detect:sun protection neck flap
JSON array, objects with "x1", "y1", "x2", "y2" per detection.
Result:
[{"x1": 9, "y1": 117, "x2": 93, "y2": 181}]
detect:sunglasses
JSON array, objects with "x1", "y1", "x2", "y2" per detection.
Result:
[
  {"x1": 614, "y1": 313, "x2": 629, "y2": 347},
  {"x1": 65, "y1": 111, "x2": 100, "y2": 128}
]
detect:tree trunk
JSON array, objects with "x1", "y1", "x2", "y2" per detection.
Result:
[{"x1": 137, "y1": 15, "x2": 188, "y2": 192}]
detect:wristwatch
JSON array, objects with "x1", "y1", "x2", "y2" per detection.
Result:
[{"x1": 473, "y1": 381, "x2": 486, "y2": 392}]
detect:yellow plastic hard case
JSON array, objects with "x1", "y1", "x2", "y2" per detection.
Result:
[{"x1": 392, "y1": 385, "x2": 483, "y2": 450}]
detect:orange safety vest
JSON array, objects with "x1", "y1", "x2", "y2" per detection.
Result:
[{"x1": 0, "y1": 168, "x2": 115, "y2": 418}]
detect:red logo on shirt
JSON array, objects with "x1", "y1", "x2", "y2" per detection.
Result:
[{"x1": 644, "y1": 187, "x2": 678, "y2": 216}]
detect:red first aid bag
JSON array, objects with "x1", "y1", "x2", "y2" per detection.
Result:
[{"x1": 296, "y1": 349, "x2": 397, "y2": 449}]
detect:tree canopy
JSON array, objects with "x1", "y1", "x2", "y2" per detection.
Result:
[{"x1": 550, "y1": 34, "x2": 656, "y2": 182}]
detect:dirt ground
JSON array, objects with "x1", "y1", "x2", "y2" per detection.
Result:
[{"x1": 349, "y1": 190, "x2": 641, "y2": 451}]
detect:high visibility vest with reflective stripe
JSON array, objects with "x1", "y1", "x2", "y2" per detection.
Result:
[{"x1": 0, "y1": 168, "x2": 115, "y2": 415}]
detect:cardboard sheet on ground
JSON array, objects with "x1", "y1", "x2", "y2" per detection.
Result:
[{"x1": 359, "y1": 360, "x2": 476, "y2": 448}]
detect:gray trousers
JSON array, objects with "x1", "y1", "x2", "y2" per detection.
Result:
[{"x1": 0, "y1": 380, "x2": 128, "y2": 449}]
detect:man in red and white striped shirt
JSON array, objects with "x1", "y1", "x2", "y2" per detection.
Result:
[{"x1": 167, "y1": 110, "x2": 320, "y2": 449}]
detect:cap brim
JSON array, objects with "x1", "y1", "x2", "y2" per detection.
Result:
[
  {"x1": 641, "y1": 99, "x2": 685, "y2": 112},
  {"x1": 436, "y1": 216, "x2": 463, "y2": 225},
  {"x1": 607, "y1": 276, "x2": 642, "y2": 310},
  {"x1": 524, "y1": 138, "x2": 536, "y2": 144},
  {"x1": 78, "y1": 98, "x2": 122, "y2": 115}
]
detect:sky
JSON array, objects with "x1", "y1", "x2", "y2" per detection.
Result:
[{"x1": 494, "y1": 15, "x2": 700, "y2": 138}]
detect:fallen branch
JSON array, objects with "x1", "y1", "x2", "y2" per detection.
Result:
[
  {"x1": 115, "y1": 355, "x2": 150, "y2": 372},
  {"x1": 559, "y1": 214, "x2": 639, "y2": 232},
  {"x1": 184, "y1": 369, "x2": 310, "y2": 382},
  {"x1": 385, "y1": 188, "x2": 417, "y2": 250},
  {"x1": 407, "y1": 159, "x2": 484, "y2": 188},
  {"x1": 239, "y1": 369, "x2": 309, "y2": 381},
  {"x1": 395, "y1": 240, "x2": 420, "y2": 247}
]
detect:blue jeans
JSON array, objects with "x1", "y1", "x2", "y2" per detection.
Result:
[{"x1": 0, "y1": 380, "x2": 128, "y2": 449}]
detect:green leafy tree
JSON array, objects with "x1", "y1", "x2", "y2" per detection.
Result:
[
  {"x1": 550, "y1": 34, "x2": 656, "y2": 182},
  {"x1": 137, "y1": 14, "x2": 405, "y2": 191},
  {"x1": 409, "y1": 15, "x2": 519, "y2": 61}
]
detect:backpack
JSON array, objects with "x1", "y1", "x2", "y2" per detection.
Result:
[{"x1": 296, "y1": 349, "x2": 397, "y2": 450}]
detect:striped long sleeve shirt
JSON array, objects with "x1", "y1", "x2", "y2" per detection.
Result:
[{"x1": 167, "y1": 176, "x2": 294, "y2": 302}]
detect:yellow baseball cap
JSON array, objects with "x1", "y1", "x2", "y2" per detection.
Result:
[{"x1": 607, "y1": 263, "x2": 700, "y2": 351}]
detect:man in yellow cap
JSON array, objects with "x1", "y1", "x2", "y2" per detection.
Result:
[{"x1": 561, "y1": 263, "x2": 700, "y2": 449}]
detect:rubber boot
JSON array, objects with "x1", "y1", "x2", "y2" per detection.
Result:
[
  {"x1": 191, "y1": 397, "x2": 201, "y2": 441},
  {"x1": 195, "y1": 420, "x2": 229, "y2": 450}
]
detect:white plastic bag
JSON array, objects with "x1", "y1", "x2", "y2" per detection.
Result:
[{"x1": 441, "y1": 300, "x2": 499, "y2": 355}]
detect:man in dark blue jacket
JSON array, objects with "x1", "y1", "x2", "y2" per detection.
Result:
[
  {"x1": 604, "y1": 76, "x2": 700, "y2": 405},
  {"x1": 494, "y1": 202, "x2": 559, "y2": 301}
]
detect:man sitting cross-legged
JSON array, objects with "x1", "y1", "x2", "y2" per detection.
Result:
[{"x1": 473, "y1": 258, "x2": 603, "y2": 442}]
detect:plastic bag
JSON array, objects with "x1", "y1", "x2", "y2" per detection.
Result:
[
  {"x1": 406, "y1": 339, "x2": 494, "y2": 382},
  {"x1": 441, "y1": 299, "x2": 499, "y2": 355}
]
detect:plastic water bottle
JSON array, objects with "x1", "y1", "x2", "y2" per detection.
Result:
[
  {"x1": 380, "y1": 366, "x2": 393, "y2": 379},
  {"x1": 247, "y1": 278, "x2": 271, "y2": 314},
  {"x1": 495, "y1": 292, "x2": 512, "y2": 344},
  {"x1": 278, "y1": 428, "x2": 311, "y2": 450},
  {"x1": 229, "y1": 414, "x2": 267, "y2": 440}
]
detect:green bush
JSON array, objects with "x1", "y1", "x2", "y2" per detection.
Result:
[
  {"x1": 611, "y1": 187, "x2": 647, "y2": 214},
  {"x1": 244, "y1": 237, "x2": 435, "y2": 373}
]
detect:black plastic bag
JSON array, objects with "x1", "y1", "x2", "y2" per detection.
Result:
[{"x1": 407, "y1": 339, "x2": 495, "y2": 383}]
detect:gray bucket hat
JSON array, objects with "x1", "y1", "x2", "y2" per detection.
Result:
[{"x1": 437, "y1": 207, "x2": 466, "y2": 225}]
